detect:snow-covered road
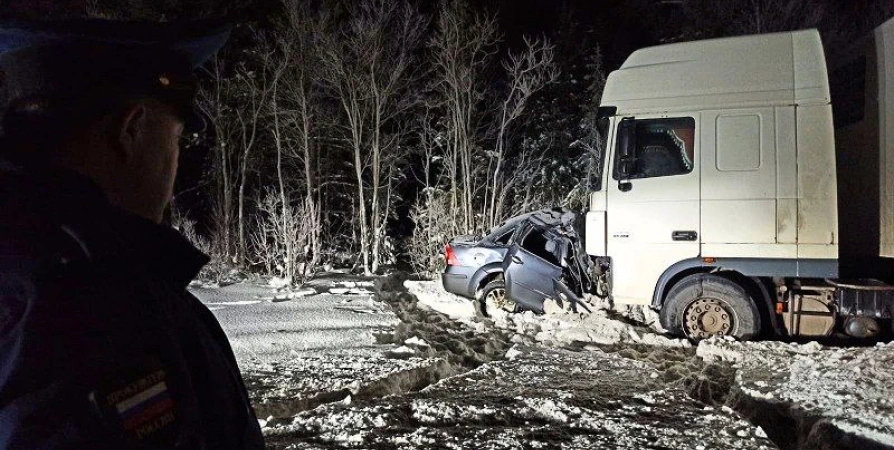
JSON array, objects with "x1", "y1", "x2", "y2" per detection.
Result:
[
  {"x1": 405, "y1": 280, "x2": 894, "y2": 450},
  {"x1": 190, "y1": 275, "x2": 894, "y2": 449},
  {"x1": 191, "y1": 278, "x2": 394, "y2": 363},
  {"x1": 266, "y1": 344, "x2": 774, "y2": 449},
  {"x1": 192, "y1": 276, "x2": 780, "y2": 449},
  {"x1": 191, "y1": 277, "x2": 450, "y2": 423}
]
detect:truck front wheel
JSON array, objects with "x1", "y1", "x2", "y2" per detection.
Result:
[{"x1": 660, "y1": 274, "x2": 761, "y2": 341}]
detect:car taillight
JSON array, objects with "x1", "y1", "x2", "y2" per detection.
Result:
[{"x1": 444, "y1": 244, "x2": 460, "y2": 266}]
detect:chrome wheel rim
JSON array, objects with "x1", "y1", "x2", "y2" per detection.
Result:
[
  {"x1": 485, "y1": 287, "x2": 515, "y2": 313},
  {"x1": 683, "y1": 298, "x2": 735, "y2": 340}
]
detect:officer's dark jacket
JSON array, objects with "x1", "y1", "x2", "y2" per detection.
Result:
[{"x1": 0, "y1": 160, "x2": 264, "y2": 449}]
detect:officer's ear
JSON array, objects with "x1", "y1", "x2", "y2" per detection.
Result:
[{"x1": 115, "y1": 102, "x2": 148, "y2": 159}]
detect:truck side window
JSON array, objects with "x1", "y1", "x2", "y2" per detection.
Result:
[
  {"x1": 520, "y1": 229, "x2": 560, "y2": 266},
  {"x1": 613, "y1": 117, "x2": 695, "y2": 180}
]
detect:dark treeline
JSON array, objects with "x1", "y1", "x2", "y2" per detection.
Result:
[
  {"x1": 181, "y1": 0, "x2": 600, "y2": 282},
  {"x1": 1, "y1": 0, "x2": 890, "y2": 284}
]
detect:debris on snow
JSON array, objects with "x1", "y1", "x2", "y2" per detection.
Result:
[
  {"x1": 504, "y1": 346, "x2": 523, "y2": 360},
  {"x1": 405, "y1": 280, "x2": 688, "y2": 348},
  {"x1": 385, "y1": 346, "x2": 416, "y2": 358},
  {"x1": 210, "y1": 300, "x2": 263, "y2": 306},
  {"x1": 329, "y1": 287, "x2": 374, "y2": 295}
]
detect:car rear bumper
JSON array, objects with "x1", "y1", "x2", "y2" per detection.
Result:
[{"x1": 442, "y1": 266, "x2": 475, "y2": 298}]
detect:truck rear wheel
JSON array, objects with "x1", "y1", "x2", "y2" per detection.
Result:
[{"x1": 660, "y1": 274, "x2": 761, "y2": 341}]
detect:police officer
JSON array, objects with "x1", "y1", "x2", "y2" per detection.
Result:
[{"x1": 0, "y1": 20, "x2": 264, "y2": 449}]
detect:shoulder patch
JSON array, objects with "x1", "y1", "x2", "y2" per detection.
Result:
[{"x1": 89, "y1": 357, "x2": 180, "y2": 445}]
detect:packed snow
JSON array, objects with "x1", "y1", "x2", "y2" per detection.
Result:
[
  {"x1": 698, "y1": 337, "x2": 894, "y2": 447},
  {"x1": 192, "y1": 276, "x2": 894, "y2": 449},
  {"x1": 405, "y1": 280, "x2": 689, "y2": 348},
  {"x1": 192, "y1": 277, "x2": 450, "y2": 426},
  {"x1": 266, "y1": 345, "x2": 774, "y2": 449}
]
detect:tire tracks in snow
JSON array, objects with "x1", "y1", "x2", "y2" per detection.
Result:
[
  {"x1": 605, "y1": 342, "x2": 894, "y2": 450},
  {"x1": 371, "y1": 274, "x2": 518, "y2": 380},
  {"x1": 257, "y1": 274, "x2": 878, "y2": 450},
  {"x1": 247, "y1": 274, "x2": 517, "y2": 426},
  {"x1": 380, "y1": 275, "x2": 894, "y2": 450}
]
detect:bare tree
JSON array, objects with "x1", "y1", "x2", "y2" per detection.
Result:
[
  {"x1": 197, "y1": 55, "x2": 238, "y2": 262},
  {"x1": 231, "y1": 32, "x2": 280, "y2": 266},
  {"x1": 319, "y1": 0, "x2": 425, "y2": 274},
  {"x1": 430, "y1": 0, "x2": 500, "y2": 234},
  {"x1": 318, "y1": 8, "x2": 371, "y2": 273},
  {"x1": 196, "y1": 32, "x2": 280, "y2": 268},
  {"x1": 484, "y1": 37, "x2": 558, "y2": 227},
  {"x1": 281, "y1": 0, "x2": 326, "y2": 280}
]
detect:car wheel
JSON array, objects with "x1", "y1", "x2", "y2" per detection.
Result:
[
  {"x1": 479, "y1": 281, "x2": 516, "y2": 317},
  {"x1": 660, "y1": 274, "x2": 761, "y2": 341}
]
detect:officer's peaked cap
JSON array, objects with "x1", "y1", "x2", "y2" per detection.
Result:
[{"x1": 0, "y1": 19, "x2": 230, "y2": 115}]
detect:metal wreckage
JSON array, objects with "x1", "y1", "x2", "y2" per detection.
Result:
[{"x1": 442, "y1": 208, "x2": 607, "y2": 315}]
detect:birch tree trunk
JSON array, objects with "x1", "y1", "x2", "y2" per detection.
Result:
[{"x1": 431, "y1": 2, "x2": 499, "y2": 234}]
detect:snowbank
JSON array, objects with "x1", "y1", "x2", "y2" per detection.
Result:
[
  {"x1": 404, "y1": 280, "x2": 689, "y2": 348},
  {"x1": 698, "y1": 338, "x2": 894, "y2": 447},
  {"x1": 403, "y1": 280, "x2": 478, "y2": 319}
]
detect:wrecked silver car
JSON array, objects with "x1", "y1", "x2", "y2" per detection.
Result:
[{"x1": 442, "y1": 208, "x2": 604, "y2": 315}]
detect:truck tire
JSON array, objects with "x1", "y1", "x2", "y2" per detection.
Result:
[
  {"x1": 478, "y1": 280, "x2": 516, "y2": 317},
  {"x1": 660, "y1": 274, "x2": 761, "y2": 341}
]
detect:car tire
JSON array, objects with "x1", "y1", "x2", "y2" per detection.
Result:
[
  {"x1": 479, "y1": 280, "x2": 516, "y2": 317},
  {"x1": 660, "y1": 273, "x2": 761, "y2": 341}
]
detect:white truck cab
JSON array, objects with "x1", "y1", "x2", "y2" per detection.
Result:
[{"x1": 587, "y1": 26, "x2": 894, "y2": 340}]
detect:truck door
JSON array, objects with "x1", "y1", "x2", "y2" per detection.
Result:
[
  {"x1": 504, "y1": 225, "x2": 563, "y2": 312},
  {"x1": 607, "y1": 115, "x2": 700, "y2": 305}
]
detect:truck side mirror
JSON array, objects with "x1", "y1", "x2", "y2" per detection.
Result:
[
  {"x1": 617, "y1": 117, "x2": 637, "y2": 160},
  {"x1": 616, "y1": 117, "x2": 636, "y2": 184}
]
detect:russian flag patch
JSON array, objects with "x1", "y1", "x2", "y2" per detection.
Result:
[{"x1": 90, "y1": 357, "x2": 179, "y2": 444}]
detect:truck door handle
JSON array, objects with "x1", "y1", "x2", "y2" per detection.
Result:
[
  {"x1": 672, "y1": 231, "x2": 698, "y2": 241},
  {"x1": 512, "y1": 256, "x2": 523, "y2": 264}
]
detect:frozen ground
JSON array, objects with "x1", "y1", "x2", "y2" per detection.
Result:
[
  {"x1": 191, "y1": 276, "x2": 448, "y2": 423},
  {"x1": 405, "y1": 280, "x2": 689, "y2": 348},
  {"x1": 406, "y1": 280, "x2": 894, "y2": 450},
  {"x1": 265, "y1": 345, "x2": 773, "y2": 449},
  {"x1": 699, "y1": 338, "x2": 894, "y2": 449},
  {"x1": 194, "y1": 276, "x2": 894, "y2": 450}
]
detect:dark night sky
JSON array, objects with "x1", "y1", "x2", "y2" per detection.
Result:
[
  {"x1": 474, "y1": 0, "x2": 894, "y2": 68},
  {"x1": 5, "y1": 0, "x2": 889, "y2": 68}
]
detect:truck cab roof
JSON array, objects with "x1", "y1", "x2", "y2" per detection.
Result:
[{"x1": 601, "y1": 29, "x2": 830, "y2": 115}]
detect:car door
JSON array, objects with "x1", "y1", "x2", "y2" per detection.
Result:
[
  {"x1": 606, "y1": 115, "x2": 701, "y2": 305},
  {"x1": 503, "y1": 225, "x2": 563, "y2": 311}
]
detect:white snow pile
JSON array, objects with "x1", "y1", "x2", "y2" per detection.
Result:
[
  {"x1": 328, "y1": 280, "x2": 375, "y2": 295},
  {"x1": 411, "y1": 399, "x2": 498, "y2": 424},
  {"x1": 404, "y1": 280, "x2": 689, "y2": 348},
  {"x1": 698, "y1": 337, "x2": 894, "y2": 445},
  {"x1": 403, "y1": 280, "x2": 477, "y2": 320}
]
